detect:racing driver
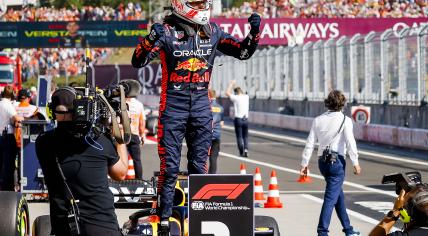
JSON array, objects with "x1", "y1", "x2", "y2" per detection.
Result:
[{"x1": 131, "y1": 0, "x2": 261, "y2": 234}]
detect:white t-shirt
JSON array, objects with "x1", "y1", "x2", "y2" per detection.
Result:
[
  {"x1": 0, "y1": 98, "x2": 17, "y2": 134},
  {"x1": 230, "y1": 94, "x2": 249, "y2": 119},
  {"x1": 126, "y1": 98, "x2": 145, "y2": 136},
  {"x1": 301, "y1": 111, "x2": 359, "y2": 167}
]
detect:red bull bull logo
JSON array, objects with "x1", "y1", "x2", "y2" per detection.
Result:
[{"x1": 175, "y1": 58, "x2": 208, "y2": 72}]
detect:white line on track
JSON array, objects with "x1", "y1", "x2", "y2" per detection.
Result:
[
  {"x1": 301, "y1": 194, "x2": 400, "y2": 232},
  {"x1": 219, "y1": 151, "x2": 397, "y2": 197},
  {"x1": 223, "y1": 125, "x2": 428, "y2": 167},
  {"x1": 278, "y1": 190, "x2": 372, "y2": 194}
]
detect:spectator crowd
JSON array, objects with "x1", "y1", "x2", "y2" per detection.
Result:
[
  {"x1": 221, "y1": 0, "x2": 428, "y2": 18},
  {"x1": 1, "y1": 1, "x2": 428, "y2": 80},
  {"x1": 0, "y1": 3, "x2": 146, "y2": 22},
  {"x1": 0, "y1": 3, "x2": 145, "y2": 80}
]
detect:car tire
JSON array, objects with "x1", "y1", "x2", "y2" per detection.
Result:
[
  {"x1": 32, "y1": 215, "x2": 50, "y2": 236},
  {"x1": 255, "y1": 215, "x2": 280, "y2": 236},
  {"x1": 0, "y1": 191, "x2": 30, "y2": 236}
]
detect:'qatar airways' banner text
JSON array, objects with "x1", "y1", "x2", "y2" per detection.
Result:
[{"x1": 211, "y1": 18, "x2": 428, "y2": 45}]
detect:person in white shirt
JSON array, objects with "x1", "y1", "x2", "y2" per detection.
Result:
[
  {"x1": 226, "y1": 80, "x2": 250, "y2": 157},
  {"x1": 123, "y1": 80, "x2": 145, "y2": 179},
  {"x1": 300, "y1": 90, "x2": 362, "y2": 236},
  {"x1": 0, "y1": 85, "x2": 23, "y2": 191}
]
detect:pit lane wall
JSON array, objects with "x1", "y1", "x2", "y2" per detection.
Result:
[{"x1": 230, "y1": 109, "x2": 428, "y2": 151}]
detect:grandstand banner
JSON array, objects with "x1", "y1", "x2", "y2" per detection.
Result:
[
  {"x1": 211, "y1": 18, "x2": 428, "y2": 45},
  {"x1": 0, "y1": 21, "x2": 148, "y2": 48}
]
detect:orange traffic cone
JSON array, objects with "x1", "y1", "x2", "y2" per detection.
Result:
[
  {"x1": 240, "y1": 163, "x2": 247, "y2": 174},
  {"x1": 264, "y1": 170, "x2": 283, "y2": 208},
  {"x1": 297, "y1": 169, "x2": 313, "y2": 183},
  {"x1": 254, "y1": 167, "x2": 266, "y2": 201},
  {"x1": 125, "y1": 154, "x2": 135, "y2": 179}
]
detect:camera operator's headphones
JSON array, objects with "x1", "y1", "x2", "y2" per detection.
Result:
[
  {"x1": 400, "y1": 187, "x2": 428, "y2": 223},
  {"x1": 48, "y1": 86, "x2": 77, "y2": 120}
]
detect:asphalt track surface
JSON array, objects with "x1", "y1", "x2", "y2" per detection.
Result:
[{"x1": 28, "y1": 122, "x2": 428, "y2": 236}]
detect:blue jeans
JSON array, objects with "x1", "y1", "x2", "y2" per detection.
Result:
[
  {"x1": 317, "y1": 156, "x2": 353, "y2": 236},
  {"x1": 234, "y1": 117, "x2": 248, "y2": 156}
]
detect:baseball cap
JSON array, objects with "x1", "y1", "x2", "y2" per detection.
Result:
[
  {"x1": 18, "y1": 89, "x2": 31, "y2": 100},
  {"x1": 50, "y1": 87, "x2": 76, "y2": 113}
]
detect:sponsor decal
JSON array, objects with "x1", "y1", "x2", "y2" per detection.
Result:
[
  {"x1": 211, "y1": 18, "x2": 428, "y2": 45},
  {"x1": 189, "y1": 175, "x2": 253, "y2": 235},
  {"x1": 170, "y1": 71, "x2": 210, "y2": 83},
  {"x1": 175, "y1": 58, "x2": 208, "y2": 71},
  {"x1": 109, "y1": 186, "x2": 155, "y2": 203},
  {"x1": 186, "y1": 9, "x2": 198, "y2": 18},
  {"x1": 192, "y1": 184, "x2": 249, "y2": 200},
  {"x1": 240, "y1": 49, "x2": 249, "y2": 59},
  {"x1": 175, "y1": 31, "x2": 185, "y2": 39},
  {"x1": 211, "y1": 107, "x2": 221, "y2": 113},
  {"x1": 173, "y1": 49, "x2": 212, "y2": 57}
]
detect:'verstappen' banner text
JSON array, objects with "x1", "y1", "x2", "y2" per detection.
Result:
[{"x1": 0, "y1": 21, "x2": 148, "y2": 48}]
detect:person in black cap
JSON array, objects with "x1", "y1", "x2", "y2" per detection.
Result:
[
  {"x1": 35, "y1": 86, "x2": 128, "y2": 236},
  {"x1": 15, "y1": 89, "x2": 39, "y2": 119}
]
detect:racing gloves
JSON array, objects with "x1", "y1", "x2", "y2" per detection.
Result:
[
  {"x1": 248, "y1": 13, "x2": 261, "y2": 36},
  {"x1": 147, "y1": 23, "x2": 165, "y2": 44}
]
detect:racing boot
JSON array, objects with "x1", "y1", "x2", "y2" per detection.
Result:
[{"x1": 158, "y1": 220, "x2": 170, "y2": 236}]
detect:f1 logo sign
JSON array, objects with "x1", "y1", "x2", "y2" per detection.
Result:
[
  {"x1": 192, "y1": 184, "x2": 249, "y2": 200},
  {"x1": 201, "y1": 221, "x2": 230, "y2": 236}
]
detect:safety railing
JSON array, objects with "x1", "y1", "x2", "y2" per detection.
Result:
[{"x1": 212, "y1": 25, "x2": 428, "y2": 106}]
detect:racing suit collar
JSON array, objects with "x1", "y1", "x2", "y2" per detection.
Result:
[{"x1": 165, "y1": 14, "x2": 212, "y2": 38}]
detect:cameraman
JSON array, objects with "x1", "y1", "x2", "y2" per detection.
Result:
[
  {"x1": 369, "y1": 187, "x2": 428, "y2": 236},
  {"x1": 35, "y1": 87, "x2": 128, "y2": 236}
]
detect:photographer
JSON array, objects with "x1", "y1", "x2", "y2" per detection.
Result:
[
  {"x1": 369, "y1": 187, "x2": 428, "y2": 236},
  {"x1": 35, "y1": 87, "x2": 128, "y2": 236},
  {"x1": 300, "y1": 90, "x2": 361, "y2": 236}
]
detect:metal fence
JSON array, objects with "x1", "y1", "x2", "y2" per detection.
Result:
[{"x1": 212, "y1": 25, "x2": 428, "y2": 106}]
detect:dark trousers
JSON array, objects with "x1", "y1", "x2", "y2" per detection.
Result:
[
  {"x1": 127, "y1": 134, "x2": 143, "y2": 179},
  {"x1": 234, "y1": 117, "x2": 248, "y2": 156},
  {"x1": 157, "y1": 89, "x2": 212, "y2": 219},
  {"x1": 0, "y1": 134, "x2": 17, "y2": 191},
  {"x1": 317, "y1": 155, "x2": 353, "y2": 236},
  {"x1": 209, "y1": 139, "x2": 220, "y2": 174}
]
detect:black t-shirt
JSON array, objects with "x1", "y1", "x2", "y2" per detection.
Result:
[
  {"x1": 387, "y1": 227, "x2": 428, "y2": 236},
  {"x1": 35, "y1": 124, "x2": 119, "y2": 235}
]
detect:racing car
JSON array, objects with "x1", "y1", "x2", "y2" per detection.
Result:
[{"x1": 0, "y1": 172, "x2": 280, "y2": 236}]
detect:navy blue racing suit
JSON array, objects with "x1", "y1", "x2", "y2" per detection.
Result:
[{"x1": 131, "y1": 15, "x2": 259, "y2": 219}]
